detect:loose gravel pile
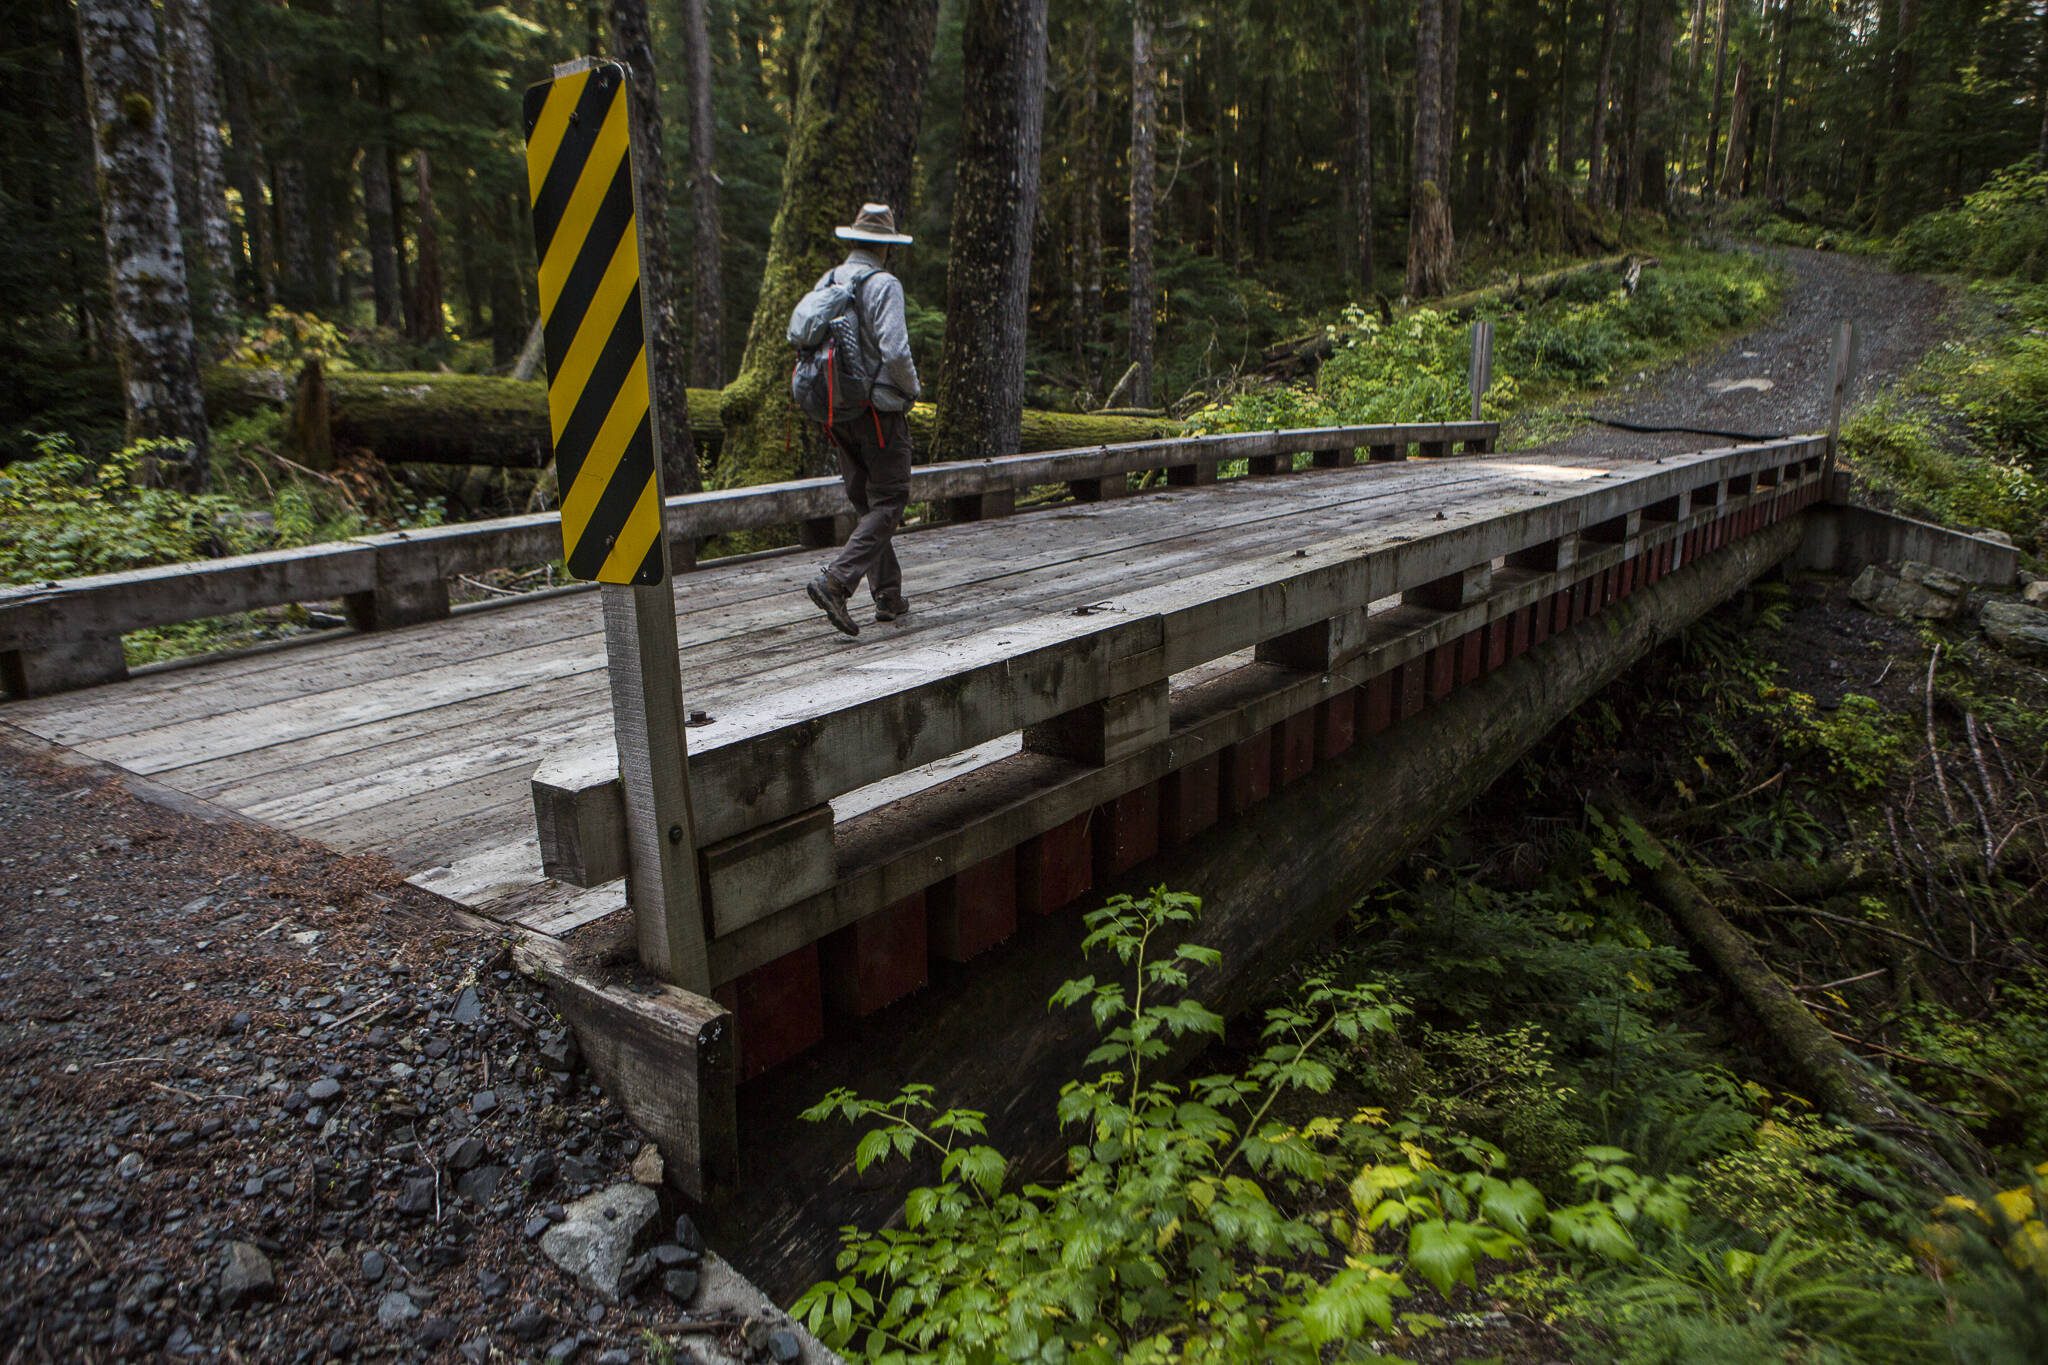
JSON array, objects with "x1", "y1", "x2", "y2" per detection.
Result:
[{"x1": 0, "y1": 742, "x2": 808, "y2": 1363}]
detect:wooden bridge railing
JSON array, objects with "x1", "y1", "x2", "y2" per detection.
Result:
[
  {"x1": 0, "y1": 420, "x2": 1495, "y2": 699},
  {"x1": 533, "y1": 434, "x2": 1833, "y2": 1004}
]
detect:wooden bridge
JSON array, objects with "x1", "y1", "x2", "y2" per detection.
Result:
[{"x1": 1, "y1": 414, "x2": 2016, "y2": 1283}]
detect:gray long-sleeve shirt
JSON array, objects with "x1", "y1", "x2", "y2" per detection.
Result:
[{"x1": 818, "y1": 247, "x2": 920, "y2": 412}]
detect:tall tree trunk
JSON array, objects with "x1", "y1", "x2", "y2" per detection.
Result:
[
  {"x1": 406, "y1": 152, "x2": 445, "y2": 342},
  {"x1": 1588, "y1": 0, "x2": 1621, "y2": 206},
  {"x1": 717, "y1": 0, "x2": 941, "y2": 487},
  {"x1": 1763, "y1": 0, "x2": 1791, "y2": 197},
  {"x1": 218, "y1": 55, "x2": 272, "y2": 308},
  {"x1": 1350, "y1": 0, "x2": 1376, "y2": 295},
  {"x1": 1634, "y1": 0, "x2": 1675, "y2": 212},
  {"x1": 1128, "y1": 0, "x2": 1158, "y2": 407},
  {"x1": 933, "y1": 0, "x2": 1048, "y2": 462},
  {"x1": 1703, "y1": 0, "x2": 1731, "y2": 198},
  {"x1": 159, "y1": 0, "x2": 234, "y2": 334},
  {"x1": 361, "y1": 146, "x2": 402, "y2": 326},
  {"x1": 1718, "y1": 57, "x2": 1752, "y2": 198},
  {"x1": 680, "y1": 0, "x2": 725, "y2": 389},
  {"x1": 1441, "y1": 0, "x2": 1462, "y2": 213},
  {"x1": 1874, "y1": 0, "x2": 1918, "y2": 228},
  {"x1": 273, "y1": 157, "x2": 315, "y2": 309},
  {"x1": 607, "y1": 0, "x2": 700, "y2": 492},
  {"x1": 1406, "y1": 0, "x2": 1453, "y2": 297},
  {"x1": 1556, "y1": 0, "x2": 1576, "y2": 178},
  {"x1": 362, "y1": 0, "x2": 401, "y2": 328},
  {"x1": 75, "y1": 0, "x2": 210, "y2": 485}
]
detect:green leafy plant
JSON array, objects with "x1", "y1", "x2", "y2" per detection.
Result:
[{"x1": 795, "y1": 888, "x2": 1677, "y2": 1362}]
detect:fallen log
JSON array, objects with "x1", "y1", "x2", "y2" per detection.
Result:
[
  {"x1": 1624, "y1": 817, "x2": 1909, "y2": 1134},
  {"x1": 204, "y1": 367, "x2": 1181, "y2": 470},
  {"x1": 1257, "y1": 252, "x2": 1645, "y2": 382}
]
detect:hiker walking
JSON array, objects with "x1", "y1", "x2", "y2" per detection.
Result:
[{"x1": 789, "y1": 202, "x2": 921, "y2": 637}]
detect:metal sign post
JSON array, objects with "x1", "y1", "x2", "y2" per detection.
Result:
[
  {"x1": 1468, "y1": 319, "x2": 1494, "y2": 422},
  {"x1": 524, "y1": 59, "x2": 708, "y2": 991},
  {"x1": 1826, "y1": 319, "x2": 1859, "y2": 473}
]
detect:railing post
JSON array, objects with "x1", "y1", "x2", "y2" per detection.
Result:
[
  {"x1": 1023, "y1": 679, "x2": 1169, "y2": 766},
  {"x1": 1826, "y1": 319, "x2": 1858, "y2": 472},
  {"x1": 1469, "y1": 319, "x2": 1494, "y2": 422}
]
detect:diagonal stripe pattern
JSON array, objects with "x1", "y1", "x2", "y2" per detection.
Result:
[{"x1": 521, "y1": 61, "x2": 664, "y2": 586}]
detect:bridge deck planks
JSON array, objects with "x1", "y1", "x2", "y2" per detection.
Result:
[{"x1": 1, "y1": 450, "x2": 1631, "y2": 933}]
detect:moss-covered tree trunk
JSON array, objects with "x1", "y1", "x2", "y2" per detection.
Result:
[
  {"x1": 76, "y1": 0, "x2": 210, "y2": 487},
  {"x1": 160, "y1": 0, "x2": 235, "y2": 334},
  {"x1": 932, "y1": 0, "x2": 1048, "y2": 463},
  {"x1": 1406, "y1": 0, "x2": 1453, "y2": 298},
  {"x1": 607, "y1": 0, "x2": 700, "y2": 492},
  {"x1": 717, "y1": 0, "x2": 941, "y2": 487}
]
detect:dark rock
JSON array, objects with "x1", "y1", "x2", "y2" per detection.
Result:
[
  {"x1": 505, "y1": 1302, "x2": 548, "y2": 1341},
  {"x1": 375, "y1": 1290, "x2": 420, "y2": 1331},
  {"x1": 395, "y1": 1176, "x2": 437, "y2": 1215},
  {"x1": 545, "y1": 1334, "x2": 586, "y2": 1364},
  {"x1": 418, "y1": 1316, "x2": 457, "y2": 1347},
  {"x1": 477, "y1": 1268, "x2": 510, "y2": 1299},
  {"x1": 661, "y1": 1267, "x2": 699, "y2": 1305},
  {"x1": 673, "y1": 1213, "x2": 703, "y2": 1255},
  {"x1": 596, "y1": 1351, "x2": 632, "y2": 1365},
  {"x1": 306, "y1": 1076, "x2": 341, "y2": 1103},
  {"x1": 459, "y1": 1338, "x2": 492, "y2": 1365},
  {"x1": 360, "y1": 1249, "x2": 387, "y2": 1283},
  {"x1": 444, "y1": 1135, "x2": 487, "y2": 1171},
  {"x1": 217, "y1": 1241, "x2": 274, "y2": 1309},
  {"x1": 652, "y1": 1242, "x2": 696, "y2": 1267},
  {"x1": 451, "y1": 986, "x2": 483, "y2": 1025},
  {"x1": 618, "y1": 1249, "x2": 657, "y2": 1297},
  {"x1": 470, "y1": 1089, "x2": 498, "y2": 1116},
  {"x1": 456, "y1": 1164, "x2": 507, "y2": 1205},
  {"x1": 520, "y1": 1150, "x2": 557, "y2": 1189},
  {"x1": 226, "y1": 1011, "x2": 251, "y2": 1035},
  {"x1": 767, "y1": 1329, "x2": 802, "y2": 1364},
  {"x1": 538, "y1": 1031, "x2": 580, "y2": 1073},
  {"x1": 523, "y1": 1214, "x2": 551, "y2": 1240}
]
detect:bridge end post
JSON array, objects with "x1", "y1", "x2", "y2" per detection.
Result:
[
  {"x1": 513, "y1": 936, "x2": 737, "y2": 1208},
  {"x1": 1, "y1": 636, "x2": 129, "y2": 698}
]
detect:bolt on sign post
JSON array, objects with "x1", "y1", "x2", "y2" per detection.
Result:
[
  {"x1": 1468, "y1": 320, "x2": 1494, "y2": 423},
  {"x1": 1826, "y1": 319, "x2": 1859, "y2": 473},
  {"x1": 524, "y1": 58, "x2": 709, "y2": 992}
]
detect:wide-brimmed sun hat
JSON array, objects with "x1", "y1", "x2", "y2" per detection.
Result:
[{"x1": 835, "y1": 202, "x2": 913, "y2": 246}]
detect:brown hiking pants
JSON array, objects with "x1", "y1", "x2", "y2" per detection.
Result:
[{"x1": 823, "y1": 408, "x2": 911, "y2": 601}]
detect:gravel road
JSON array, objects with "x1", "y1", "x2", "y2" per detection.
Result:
[
  {"x1": 0, "y1": 742, "x2": 812, "y2": 1363},
  {"x1": 1541, "y1": 245, "x2": 1948, "y2": 458}
]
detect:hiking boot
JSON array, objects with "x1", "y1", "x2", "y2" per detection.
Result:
[
  {"x1": 806, "y1": 574, "x2": 859, "y2": 637},
  {"x1": 873, "y1": 592, "x2": 911, "y2": 623}
]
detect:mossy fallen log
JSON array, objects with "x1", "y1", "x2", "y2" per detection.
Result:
[{"x1": 203, "y1": 367, "x2": 1180, "y2": 470}]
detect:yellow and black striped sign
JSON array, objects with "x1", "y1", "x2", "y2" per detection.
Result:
[{"x1": 522, "y1": 61, "x2": 664, "y2": 586}]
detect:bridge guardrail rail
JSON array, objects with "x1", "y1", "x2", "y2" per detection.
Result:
[{"x1": 0, "y1": 421, "x2": 1496, "y2": 698}]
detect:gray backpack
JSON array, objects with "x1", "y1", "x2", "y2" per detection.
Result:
[{"x1": 788, "y1": 267, "x2": 878, "y2": 425}]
